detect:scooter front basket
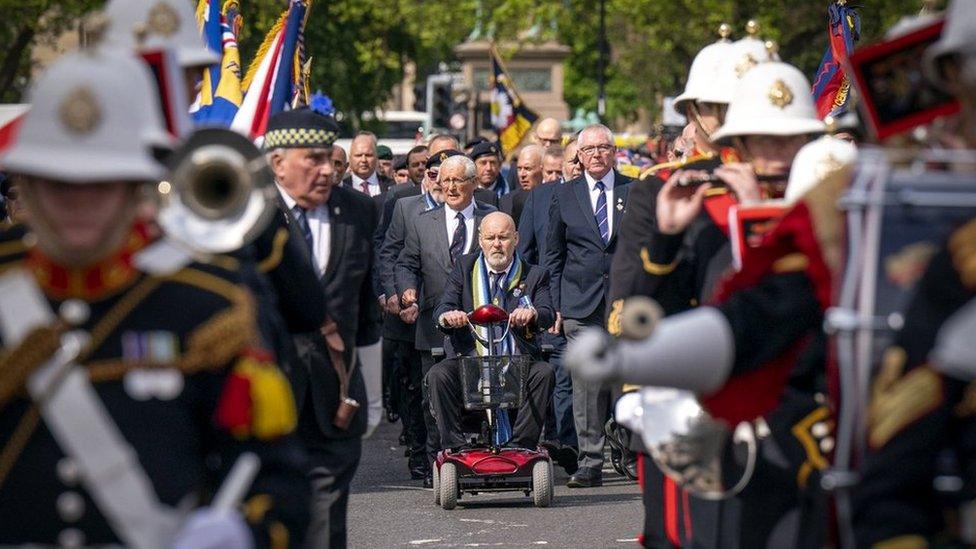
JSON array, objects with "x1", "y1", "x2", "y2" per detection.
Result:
[{"x1": 458, "y1": 355, "x2": 529, "y2": 411}]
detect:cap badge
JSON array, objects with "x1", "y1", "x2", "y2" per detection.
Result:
[
  {"x1": 768, "y1": 79, "x2": 794, "y2": 109},
  {"x1": 147, "y1": 2, "x2": 180, "y2": 37},
  {"x1": 440, "y1": 152, "x2": 448, "y2": 162},
  {"x1": 735, "y1": 54, "x2": 758, "y2": 78},
  {"x1": 59, "y1": 87, "x2": 101, "y2": 135}
]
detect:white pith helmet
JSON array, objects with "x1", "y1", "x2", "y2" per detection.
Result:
[
  {"x1": 711, "y1": 61, "x2": 827, "y2": 145},
  {"x1": 102, "y1": 0, "x2": 219, "y2": 68},
  {"x1": 924, "y1": 0, "x2": 974, "y2": 89},
  {"x1": 0, "y1": 49, "x2": 171, "y2": 183},
  {"x1": 673, "y1": 24, "x2": 736, "y2": 113},
  {"x1": 784, "y1": 135, "x2": 858, "y2": 203}
]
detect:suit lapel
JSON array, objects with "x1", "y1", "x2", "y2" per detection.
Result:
[
  {"x1": 610, "y1": 179, "x2": 628, "y2": 245},
  {"x1": 573, "y1": 178, "x2": 602, "y2": 241},
  {"x1": 430, "y1": 207, "x2": 451, "y2": 270},
  {"x1": 323, "y1": 192, "x2": 347, "y2": 281}
]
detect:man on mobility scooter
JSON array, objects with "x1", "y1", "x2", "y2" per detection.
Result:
[{"x1": 427, "y1": 212, "x2": 557, "y2": 508}]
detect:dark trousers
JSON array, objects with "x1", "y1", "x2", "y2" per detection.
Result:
[
  {"x1": 426, "y1": 357, "x2": 555, "y2": 450},
  {"x1": 388, "y1": 338, "x2": 426, "y2": 469},
  {"x1": 420, "y1": 352, "x2": 441, "y2": 465},
  {"x1": 298, "y1": 396, "x2": 362, "y2": 549},
  {"x1": 544, "y1": 335, "x2": 577, "y2": 448}
]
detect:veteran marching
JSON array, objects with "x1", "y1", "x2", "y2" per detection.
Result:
[{"x1": 4, "y1": 0, "x2": 976, "y2": 547}]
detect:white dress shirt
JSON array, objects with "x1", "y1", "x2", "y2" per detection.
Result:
[
  {"x1": 444, "y1": 201, "x2": 477, "y2": 254},
  {"x1": 277, "y1": 184, "x2": 331, "y2": 276},
  {"x1": 584, "y1": 170, "x2": 616, "y2": 238},
  {"x1": 351, "y1": 171, "x2": 381, "y2": 197}
]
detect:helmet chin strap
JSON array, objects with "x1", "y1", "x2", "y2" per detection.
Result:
[
  {"x1": 688, "y1": 102, "x2": 726, "y2": 152},
  {"x1": 23, "y1": 185, "x2": 140, "y2": 269}
]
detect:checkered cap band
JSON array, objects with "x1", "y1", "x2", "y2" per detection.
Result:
[{"x1": 263, "y1": 127, "x2": 338, "y2": 149}]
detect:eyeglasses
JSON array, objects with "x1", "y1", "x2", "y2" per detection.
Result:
[
  {"x1": 440, "y1": 177, "x2": 473, "y2": 189},
  {"x1": 579, "y1": 144, "x2": 614, "y2": 156}
]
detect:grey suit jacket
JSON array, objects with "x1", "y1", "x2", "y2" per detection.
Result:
[
  {"x1": 379, "y1": 193, "x2": 432, "y2": 341},
  {"x1": 395, "y1": 200, "x2": 496, "y2": 350}
]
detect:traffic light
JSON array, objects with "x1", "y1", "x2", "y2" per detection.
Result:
[
  {"x1": 412, "y1": 82, "x2": 426, "y2": 113},
  {"x1": 431, "y1": 81, "x2": 452, "y2": 129}
]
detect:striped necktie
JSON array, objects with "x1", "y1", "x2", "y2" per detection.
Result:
[
  {"x1": 594, "y1": 181, "x2": 609, "y2": 244},
  {"x1": 292, "y1": 205, "x2": 313, "y2": 252},
  {"x1": 449, "y1": 211, "x2": 466, "y2": 264}
]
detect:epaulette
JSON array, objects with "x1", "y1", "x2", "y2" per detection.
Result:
[{"x1": 639, "y1": 152, "x2": 716, "y2": 181}]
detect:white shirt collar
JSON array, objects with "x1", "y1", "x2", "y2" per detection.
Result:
[
  {"x1": 445, "y1": 200, "x2": 476, "y2": 220},
  {"x1": 584, "y1": 169, "x2": 615, "y2": 190},
  {"x1": 352, "y1": 171, "x2": 379, "y2": 186},
  {"x1": 276, "y1": 183, "x2": 298, "y2": 210},
  {"x1": 488, "y1": 259, "x2": 514, "y2": 278}
]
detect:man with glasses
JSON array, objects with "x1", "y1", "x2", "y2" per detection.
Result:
[
  {"x1": 544, "y1": 123, "x2": 632, "y2": 487},
  {"x1": 396, "y1": 153, "x2": 496, "y2": 478},
  {"x1": 534, "y1": 117, "x2": 563, "y2": 148}
]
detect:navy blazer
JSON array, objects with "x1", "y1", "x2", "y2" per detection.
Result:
[
  {"x1": 543, "y1": 171, "x2": 631, "y2": 320},
  {"x1": 517, "y1": 182, "x2": 560, "y2": 265},
  {"x1": 435, "y1": 252, "x2": 555, "y2": 358}
]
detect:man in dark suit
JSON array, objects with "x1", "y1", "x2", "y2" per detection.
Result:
[
  {"x1": 266, "y1": 109, "x2": 380, "y2": 548},
  {"x1": 516, "y1": 147, "x2": 579, "y2": 468},
  {"x1": 501, "y1": 144, "x2": 543, "y2": 228},
  {"x1": 544, "y1": 123, "x2": 631, "y2": 487},
  {"x1": 427, "y1": 212, "x2": 555, "y2": 450},
  {"x1": 342, "y1": 131, "x2": 395, "y2": 196},
  {"x1": 376, "y1": 151, "x2": 443, "y2": 482},
  {"x1": 471, "y1": 140, "x2": 509, "y2": 198},
  {"x1": 395, "y1": 154, "x2": 496, "y2": 471}
]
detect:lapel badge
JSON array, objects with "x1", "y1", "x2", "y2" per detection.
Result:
[
  {"x1": 513, "y1": 286, "x2": 523, "y2": 299},
  {"x1": 147, "y1": 2, "x2": 180, "y2": 36},
  {"x1": 768, "y1": 79, "x2": 794, "y2": 109},
  {"x1": 59, "y1": 87, "x2": 101, "y2": 135}
]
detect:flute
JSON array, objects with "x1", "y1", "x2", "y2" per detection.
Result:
[{"x1": 674, "y1": 173, "x2": 786, "y2": 188}]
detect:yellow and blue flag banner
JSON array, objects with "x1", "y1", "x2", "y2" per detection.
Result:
[
  {"x1": 490, "y1": 45, "x2": 538, "y2": 156},
  {"x1": 232, "y1": 0, "x2": 310, "y2": 139},
  {"x1": 192, "y1": 0, "x2": 243, "y2": 126}
]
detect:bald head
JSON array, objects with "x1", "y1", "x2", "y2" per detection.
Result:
[
  {"x1": 479, "y1": 212, "x2": 519, "y2": 271},
  {"x1": 534, "y1": 118, "x2": 561, "y2": 146},
  {"x1": 350, "y1": 133, "x2": 378, "y2": 178},
  {"x1": 428, "y1": 134, "x2": 459, "y2": 156},
  {"x1": 517, "y1": 145, "x2": 544, "y2": 191}
]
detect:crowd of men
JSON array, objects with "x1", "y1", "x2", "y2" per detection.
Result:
[{"x1": 4, "y1": 0, "x2": 976, "y2": 547}]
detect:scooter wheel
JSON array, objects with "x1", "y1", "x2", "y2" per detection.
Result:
[
  {"x1": 432, "y1": 465, "x2": 441, "y2": 506},
  {"x1": 532, "y1": 460, "x2": 554, "y2": 508},
  {"x1": 440, "y1": 462, "x2": 459, "y2": 510}
]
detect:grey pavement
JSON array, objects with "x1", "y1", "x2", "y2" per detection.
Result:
[{"x1": 348, "y1": 420, "x2": 644, "y2": 548}]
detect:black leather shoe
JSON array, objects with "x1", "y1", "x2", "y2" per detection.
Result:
[
  {"x1": 541, "y1": 441, "x2": 579, "y2": 475},
  {"x1": 423, "y1": 473, "x2": 433, "y2": 489},
  {"x1": 410, "y1": 465, "x2": 428, "y2": 480},
  {"x1": 566, "y1": 468, "x2": 602, "y2": 488}
]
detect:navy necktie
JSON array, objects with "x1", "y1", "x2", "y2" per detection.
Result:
[
  {"x1": 490, "y1": 272, "x2": 504, "y2": 305},
  {"x1": 594, "y1": 181, "x2": 609, "y2": 244},
  {"x1": 293, "y1": 205, "x2": 313, "y2": 252},
  {"x1": 449, "y1": 211, "x2": 466, "y2": 264}
]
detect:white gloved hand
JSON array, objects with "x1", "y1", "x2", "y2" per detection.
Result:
[
  {"x1": 565, "y1": 328, "x2": 619, "y2": 383},
  {"x1": 172, "y1": 507, "x2": 252, "y2": 549},
  {"x1": 934, "y1": 298, "x2": 976, "y2": 382}
]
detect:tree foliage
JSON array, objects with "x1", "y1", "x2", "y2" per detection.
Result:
[{"x1": 1, "y1": 0, "x2": 945, "y2": 130}]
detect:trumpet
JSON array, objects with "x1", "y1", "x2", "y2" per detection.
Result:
[
  {"x1": 615, "y1": 297, "x2": 759, "y2": 500},
  {"x1": 674, "y1": 173, "x2": 786, "y2": 188},
  {"x1": 157, "y1": 128, "x2": 278, "y2": 254}
]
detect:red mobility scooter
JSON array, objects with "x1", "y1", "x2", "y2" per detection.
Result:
[{"x1": 432, "y1": 303, "x2": 555, "y2": 510}]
